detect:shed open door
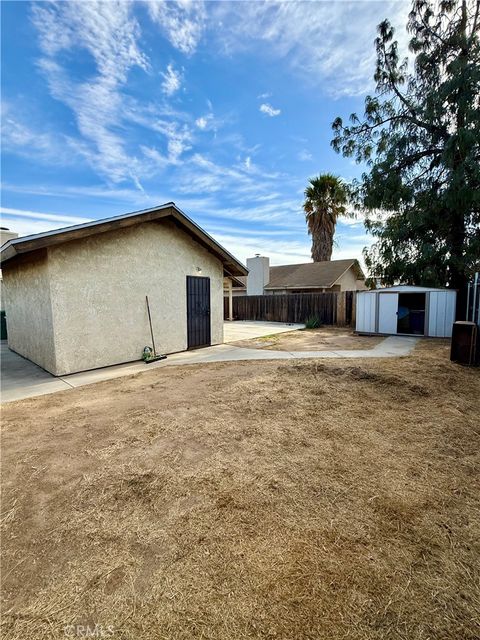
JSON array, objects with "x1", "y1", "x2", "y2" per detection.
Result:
[{"x1": 378, "y1": 293, "x2": 399, "y2": 334}]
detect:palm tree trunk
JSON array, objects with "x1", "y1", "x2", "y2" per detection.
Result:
[{"x1": 311, "y1": 224, "x2": 334, "y2": 261}]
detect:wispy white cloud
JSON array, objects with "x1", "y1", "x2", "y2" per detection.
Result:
[
  {"x1": 0, "y1": 206, "x2": 91, "y2": 225},
  {"x1": 212, "y1": 1, "x2": 410, "y2": 97},
  {"x1": 140, "y1": 145, "x2": 170, "y2": 170},
  {"x1": 147, "y1": 0, "x2": 206, "y2": 55},
  {"x1": 195, "y1": 113, "x2": 215, "y2": 130},
  {"x1": 0, "y1": 207, "x2": 93, "y2": 237},
  {"x1": 161, "y1": 63, "x2": 182, "y2": 96},
  {"x1": 31, "y1": 1, "x2": 149, "y2": 185},
  {"x1": 195, "y1": 116, "x2": 208, "y2": 129},
  {"x1": 154, "y1": 119, "x2": 192, "y2": 162},
  {"x1": 298, "y1": 149, "x2": 312, "y2": 162},
  {"x1": 1, "y1": 108, "x2": 71, "y2": 164},
  {"x1": 259, "y1": 103, "x2": 281, "y2": 117},
  {"x1": 1, "y1": 182, "x2": 156, "y2": 203},
  {"x1": 213, "y1": 232, "x2": 311, "y2": 266},
  {"x1": 174, "y1": 152, "x2": 287, "y2": 201},
  {"x1": 119, "y1": 101, "x2": 194, "y2": 167}
]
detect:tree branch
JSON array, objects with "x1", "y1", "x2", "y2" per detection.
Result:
[
  {"x1": 381, "y1": 48, "x2": 446, "y2": 136},
  {"x1": 418, "y1": 10, "x2": 449, "y2": 47}
]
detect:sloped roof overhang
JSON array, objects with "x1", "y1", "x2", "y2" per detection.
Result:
[{"x1": 0, "y1": 202, "x2": 247, "y2": 278}]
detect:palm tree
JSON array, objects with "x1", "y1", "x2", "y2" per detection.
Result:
[{"x1": 303, "y1": 174, "x2": 349, "y2": 262}]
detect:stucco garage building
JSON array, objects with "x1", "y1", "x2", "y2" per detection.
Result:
[{"x1": 0, "y1": 203, "x2": 247, "y2": 376}]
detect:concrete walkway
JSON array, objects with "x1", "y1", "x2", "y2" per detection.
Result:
[{"x1": 1, "y1": 335, "x2": 418, "y2": 404}]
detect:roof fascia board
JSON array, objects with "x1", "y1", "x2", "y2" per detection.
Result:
[{"x1": 0, "y1": 202, "x2": 248, "y2": 276}]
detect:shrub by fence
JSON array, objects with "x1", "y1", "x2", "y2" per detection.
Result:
[{"x1": 225, "y1": 292, "x2": 340, "y2": 324}]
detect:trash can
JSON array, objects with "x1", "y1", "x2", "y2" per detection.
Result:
[{"x1": 450, "y1": 321, "x2": 479, "y2": 366}]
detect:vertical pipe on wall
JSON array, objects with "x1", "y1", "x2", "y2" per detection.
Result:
[
  {"x1": 466, "y1": 282, "x2": 471, "y2": 321},
  {"x1": 472, "y1": 273, "x2": 478, "y2": 325},
  {"x1": 228, "y1": 278, "x2": 233, "y2": 322}
]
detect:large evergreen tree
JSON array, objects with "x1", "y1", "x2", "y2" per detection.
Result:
[{"x1": 332, "y1": 0, "x2": 480, "y2": 294}]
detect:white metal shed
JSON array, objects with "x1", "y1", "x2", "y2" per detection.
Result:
[{"x1": 356, "y1": 285, "x2": 457, "y2": 338}]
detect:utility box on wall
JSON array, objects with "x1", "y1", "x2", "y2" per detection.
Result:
[{"x1": 356, "y1": 286, "x2": 457, "y2": 338}]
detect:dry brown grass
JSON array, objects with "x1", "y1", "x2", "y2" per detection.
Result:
[{"x1": 1, "y1": 340, "x2": 479, "y2": 639}]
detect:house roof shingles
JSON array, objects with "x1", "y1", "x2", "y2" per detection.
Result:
[{"x1": 264, "y1": 259, "x2": 362, "y2": 290}]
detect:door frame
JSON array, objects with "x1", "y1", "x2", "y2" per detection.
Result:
[
  {"x1": 396, "y1": 291, "x2": 427, "y2": 336},
  {"x1": 374, "y1": 290, "x2": 429, "y2": 336}
]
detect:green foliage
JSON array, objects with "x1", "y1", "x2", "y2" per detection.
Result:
[
  {"x1": 303, "y1": 174, "x2": 350, "y2": 262},
  {"x1": 305, "y1": 315, "x2": 322, "y2": 329},
  {"x1": 332, "y1": 0, "x2": 480, "y2": 290}
]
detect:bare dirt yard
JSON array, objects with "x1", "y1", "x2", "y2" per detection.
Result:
[
  {"x1": 231, "y1": 326, "x2": 384, "y2": 351},
  {"x1": 1, "y1": 341, "x2": 479, "y2": 640}
]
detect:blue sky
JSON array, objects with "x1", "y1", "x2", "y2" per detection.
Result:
[{"x1": 1, "y1": 1, "x2": 410, "y2": 267}]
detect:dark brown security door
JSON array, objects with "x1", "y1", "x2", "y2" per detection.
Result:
[{"x1": 186, "y1": 276, "x2": 211, "y2": 349}]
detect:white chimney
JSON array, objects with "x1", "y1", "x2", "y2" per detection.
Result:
[
  {"x1": 246, "y1": 255, "x2": 270, "y2": 296},
  {"x1": 0, "y1": 228, "x2": 18, "y2": 248}
]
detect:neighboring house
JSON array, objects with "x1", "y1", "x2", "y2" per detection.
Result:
[
  {"x1": 230, "y1": 255, "x2": 367, "y2": 296},
  {"x1": 0, "y1": 203, "x2": 246, "y2": 376}
]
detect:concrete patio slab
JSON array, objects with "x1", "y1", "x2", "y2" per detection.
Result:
[
  {"x1": 223, "y1": 320, "x2": 304, "y2": 342},
  {"x1": 1, "y1": 342, "x2": 72, "y2": 402}
]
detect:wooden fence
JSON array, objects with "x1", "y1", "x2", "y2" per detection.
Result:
[{"x1": 224, "y1": 292, "x2": 339, "y2": 324}]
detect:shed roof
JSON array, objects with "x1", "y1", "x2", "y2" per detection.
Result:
[
  {"x1": 0, "y1": 203, "x2": 247, "y2": 277},
  {"x1": 359, "y1": 285, "x2": 455, "y2": 293},
  {"x1": 264, "y1": 259, "x2": 363, "y2": 290}
]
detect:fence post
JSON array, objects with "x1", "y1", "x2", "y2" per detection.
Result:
[
  {"x1": 336, "y1": 292, "x2": 346, "y2": 326},
  {"x1": 351, "y1": 292, "x2": 357, "y2": 327}
]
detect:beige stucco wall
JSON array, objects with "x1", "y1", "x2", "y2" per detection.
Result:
[
  {"x1": 336, "y1": 268, "x2": 366, "y2": 292},
  {"x1": 2, "y1": 251, "x2": 57, "y2": 373},
  {"x1": 3, "y1": 220, "x2": 224, "y2": 376}
]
